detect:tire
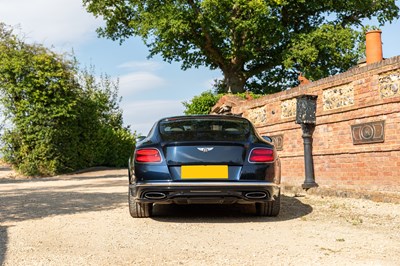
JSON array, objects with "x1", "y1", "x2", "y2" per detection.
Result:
[
  {"x1": 255, "y1": 193, "x2": 281, "y2": 217},
  {"x1": 128, "y1": 190, "x2": 152, "y2": 218}
]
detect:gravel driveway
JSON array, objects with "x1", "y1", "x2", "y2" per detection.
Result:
[{"x1": 0, "y1": 168, "x2": 399, "y2": 265}]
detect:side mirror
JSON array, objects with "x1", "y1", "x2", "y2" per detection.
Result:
[
  {"x1": 136, "y1": 136, "x2": 146, "y2": 143},
  {"x1": 262, "y1": 136, "x2": 273, "y2": 143}
]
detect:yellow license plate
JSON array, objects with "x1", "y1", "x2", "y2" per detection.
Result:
[{"x1": 181, "y1": 165, "x2": 228, "y2": 179}]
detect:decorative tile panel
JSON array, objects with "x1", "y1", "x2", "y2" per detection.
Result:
[
  {"x1": 244, "y1": 106, "x2": 266, "y2": 125},
  {"x1": 281, "y1": 98, "x2": 297, "y2": 118},
  {"x1": 351, "y1": 121, "x2": 385, "y2": 145},
  {"x1": 379, "y1": 71, "x2": 400, "y2": 98},
  {"x1": 323, "y1": 84, "x2": 354, "y2": 110}
]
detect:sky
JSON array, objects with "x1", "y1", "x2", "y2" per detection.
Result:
[{"x1": 0, "y1": 0, "x2": 399, "y2": 135}]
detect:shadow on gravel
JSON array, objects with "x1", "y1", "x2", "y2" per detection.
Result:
[
  {"x1": 0, "y1": 170, "x2": 127, "y2": 264},
  {"x1": 0, "y1": 191, "x2": 126, "y2": 224},
  {"x1": 1, "y1": 179, "x2": 126, "y2": 194},
  {"x1": 0, "y1": 170, "x2": 127, "y2": 224},
  {"x1": 0, "y1": 173, "x2": 126, "y2": 184},
  {"x1": 0, "y1": 226, "x2": 7, "y2": 266},
  {"x1": 151, "y1": 195, "x2": 312, "y2": 223}
]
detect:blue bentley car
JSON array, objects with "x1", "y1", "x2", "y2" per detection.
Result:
[{"x1": 128, "y1": 115, "x2": 281, "y2": 217}]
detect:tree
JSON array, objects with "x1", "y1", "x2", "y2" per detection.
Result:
[
  {"x1": 83, "y1": 0, "x2": 399, "y2": 93},
  {"x1": 0, "y1": 23, "x2": 135, "y2": 176}
]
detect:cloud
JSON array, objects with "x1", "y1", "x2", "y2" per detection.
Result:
[
  {"x1": 117, "y1": 61, "x2": 163, "y2": 71},
  {"x1": 121, "y1": 100, "x2": 185, "y2": 135},
  {"x1": 118, "y1": 72, "x2": 166, "y2": 97},
  {"x1": 0, "y1": 0, "x2": 101, "y2": 46}
]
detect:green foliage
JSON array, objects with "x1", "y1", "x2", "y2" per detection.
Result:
[
  {"x1": 182, "y1": 91, "x2": 222, "y2": 115},
  {"x1": 74, "y1": 68, "x2": 135, "y2": 169},
  {"x1": 283, "y1": 25, "x2": 364, "y2": 81},
  {"x1": 234, "y1": 91, "x2": 263, "y2": 100},
  {"x1": 0, "y1": 23, "x2": 135, "y2": 176},
  {"x1": 83, "y1": 0, "x2": 399, "y2": 93}
]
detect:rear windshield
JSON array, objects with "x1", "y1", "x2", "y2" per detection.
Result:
[{"x1": 159, "y1": 118, "x2": 251, "y2": 142}]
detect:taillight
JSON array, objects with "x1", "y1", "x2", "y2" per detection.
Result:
[
  {"x1": 249, "y1": 148, "x2": 274, "y2": 163},
  {"x1": 135, "y1": 148, "x2": 162, "y2": 163}
]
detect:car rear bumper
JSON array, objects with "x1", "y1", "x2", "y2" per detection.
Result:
[{"x1": 129, "y1": 181, "x2": 280, "y2": 204}]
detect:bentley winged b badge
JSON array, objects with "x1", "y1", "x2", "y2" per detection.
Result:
[{"x1": 197, "y1": 147, "x2": 214, "y2": 153}]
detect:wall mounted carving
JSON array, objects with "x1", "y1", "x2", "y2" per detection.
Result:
[
  {"x1": 351, "y1": 121, "x2": 385, "y2": 145},
  {"x1": 270, "y1": 135, "x2": 284, "y2": 151}
]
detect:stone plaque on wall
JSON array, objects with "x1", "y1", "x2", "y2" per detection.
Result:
[
  {"x1": 379, "y1": 70, "x2": 400, "y2": 98},
  {"x1": 270, "y1": 134, "x2": 284, "y2": 151},
  {"x1": 281, "y1": 98, "x2": 297, "y2": 118},
  {"x1": 244, "y1": 106, "x2": 266, "y2": 125},
  {"x1": 351, "y1": 121, "x2": 385, "y2": 145},
  {"x1": 323, "y1": 84, "x2": 354, "y2": 110}
]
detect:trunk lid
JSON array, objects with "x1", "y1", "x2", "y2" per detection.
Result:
[
  {"x1": 163, "y1": 143, "x2": 246, "y2": 181},
  {"x1": 164, "y1": 143, "x2": 245, "y2": 165}
]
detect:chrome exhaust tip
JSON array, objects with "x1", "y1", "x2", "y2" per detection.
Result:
[
  {"x1": 245, "y1": 192, "x2": 267, "y2": 199},
  {"x1": 144, "y1": 192, "x2": 167, "y2": 200}
]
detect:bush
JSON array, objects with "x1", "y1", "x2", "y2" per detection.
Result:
[
  {"x1": 0, "y1": 24, "x2": 135, "y2": 176},
  {"x1": 182, "y1": 91, "x2": 222, "y2": 115}
]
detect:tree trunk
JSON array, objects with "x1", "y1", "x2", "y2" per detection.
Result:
[{"x1": 224, "y1": 71, "x2": 247, "y2": 93}]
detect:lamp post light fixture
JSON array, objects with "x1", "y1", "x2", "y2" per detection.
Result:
[{"x1": 296, "y1": 95, "x2": 318, "y2": 190}]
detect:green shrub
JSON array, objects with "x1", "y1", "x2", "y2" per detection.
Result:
[
  {"x1": 182, "y1": 91, "x2": 222, "y2": 115},
  {"x1": 0, "y1": 24, "x2": 135, "y2": 176}
]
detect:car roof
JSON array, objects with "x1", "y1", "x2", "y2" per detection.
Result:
[{"x1": 159, "y1": 115, "x2": 248, "y2": 122}]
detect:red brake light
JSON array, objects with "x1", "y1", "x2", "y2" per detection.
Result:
[
  {"x1": 135, "y1": 148, "x2": 162, "y2": 163},
  {"x1": 249, "y1": 148, "x2": 274, "y2": 163}
]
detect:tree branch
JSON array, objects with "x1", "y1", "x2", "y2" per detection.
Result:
[{"x1": 186, "y1": 0, "x2": 227, "y2": 70}]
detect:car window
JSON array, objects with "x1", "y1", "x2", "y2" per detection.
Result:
[{"x1": 159, "y1": 118, "x2": 250, "y2": 141}]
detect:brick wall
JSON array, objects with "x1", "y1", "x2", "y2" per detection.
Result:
[{"x1": 218, "y1": 56, "x2": 400, "y2": 196}]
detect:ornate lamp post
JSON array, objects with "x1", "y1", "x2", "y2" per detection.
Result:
[{"x1": 296, "y1": 95, "x2": 318, "y2": 190}]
